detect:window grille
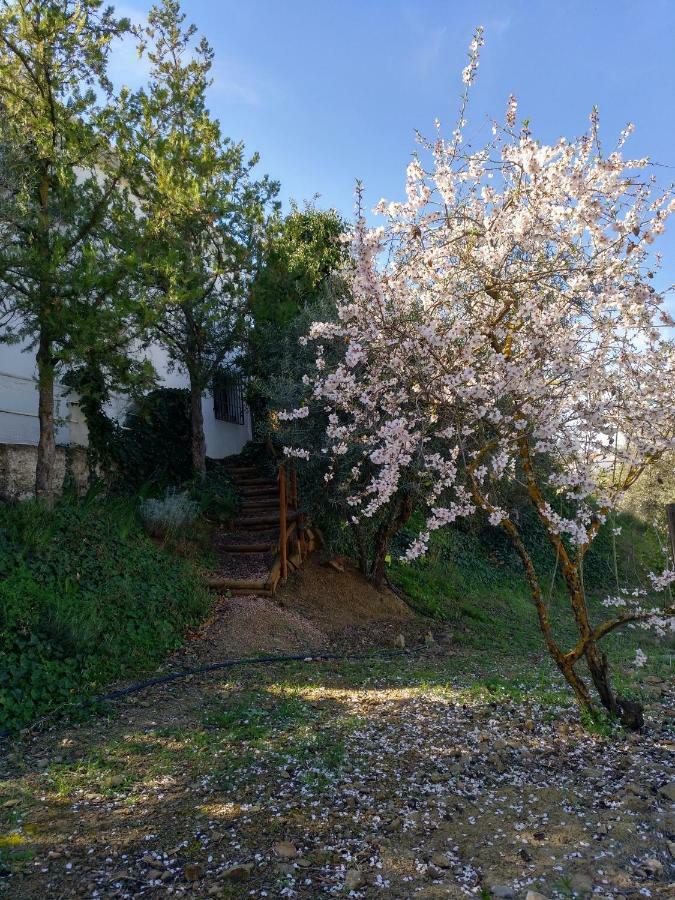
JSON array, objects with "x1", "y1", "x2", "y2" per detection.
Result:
[{"x1": 213, "y1": 373, "x2": 245, "y2": 425}]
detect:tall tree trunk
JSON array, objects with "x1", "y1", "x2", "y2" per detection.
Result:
[
  {"x1": 189, "y1": 379, "x2": 207, "y2": 476},
  {"x1": 35, "y1": 329, "x2": 56, "y2": 504}
]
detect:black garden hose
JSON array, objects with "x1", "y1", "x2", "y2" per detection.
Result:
[{"x1": 0, "y1": 645, "x2": 429, "y2": 742}]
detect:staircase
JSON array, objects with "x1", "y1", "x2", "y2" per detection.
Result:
[{"x1": 204, "y1": 461, "x2": 316, "y2": 597}]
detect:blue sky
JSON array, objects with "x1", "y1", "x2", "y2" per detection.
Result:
[{"x1": 109, "y1": 0, "x2": 675, "y2": 298}]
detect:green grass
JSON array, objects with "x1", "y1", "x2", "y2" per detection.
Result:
[
  {"x1": 390, "y1": 511, "x2": 672, "y2": 681},
  {"x1": 0, "y1": 493, "x2": 210, "y2": 733}
]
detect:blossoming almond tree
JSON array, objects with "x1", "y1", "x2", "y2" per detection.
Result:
[{"x1": 281, "y1": 30, "x2": 675, "y2": 723}]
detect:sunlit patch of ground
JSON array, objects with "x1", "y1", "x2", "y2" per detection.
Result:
[{"x1": 1, "y1": 650, "x2": 673, "y2": 899}]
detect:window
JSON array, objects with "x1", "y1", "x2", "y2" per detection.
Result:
[{"x1": 213, "y1": 373, "x2": 245, "y2": 425}]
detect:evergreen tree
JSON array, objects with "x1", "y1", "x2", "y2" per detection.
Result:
[
  {"x1": 126, "y1": 0, "x2": 278, "y2": 474},
  {"x1": 0, "y1": 0, "x2": 136, "y2": 502}
]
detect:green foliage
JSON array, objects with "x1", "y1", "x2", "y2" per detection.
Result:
[
  {"x1": 190, "y1": 466, "x2": 238, "y2": 523},
  {"x1": 122, "y1": 0, "x2": 278, "y2": 472},
  {"x1": 0, "y1": 496, "x2": 209, "y2": 733},
  {"x1": 245, "y1": 204, "x2": 348, "y2": 430},
  {"x1": 250, "y1": 201, "x2": 348, "y2": 330},
  {"x1": 390, "y1": 507, "x2": 668, "y2": 661},
  {"x1": 114, "y1": 387, "x2": 193, "y2": 487},
  {"x1": 0, "y1": 0, "x2": 141, "y2": 498}
]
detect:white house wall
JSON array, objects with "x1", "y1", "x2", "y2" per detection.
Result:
[{"x1": 0, "y1": 338, "x2": 252, "y2": 459}]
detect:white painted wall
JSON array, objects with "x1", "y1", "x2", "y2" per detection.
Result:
[{"x1": 0, "y1": 337, "x2": 252, "y2": 458}]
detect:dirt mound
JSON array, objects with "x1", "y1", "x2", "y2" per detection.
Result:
[
  {"x1": 276, "y1": 556, "x2": 413, "y2": 632},
  {"x1": 173, "y1": 594, "x2": 327, "y2": 664}
]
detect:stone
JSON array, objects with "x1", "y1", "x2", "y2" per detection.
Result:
[
  {"x1": 222, "y1": 863, "x2": 253, "y2": 881},
  {"x1": 1, "y1": 799, "x2": 21, "y2": 809},
  {"x1": 490, "y1": 886, "x2": 514, "y2": 898},
  {"x1": 569, "y1": 873, "x2": 593, "y2": 895},
  {"x1": 525, "y1": 893, "x2": 550, "y2": 900},
  {"x1": 642, "y1": 858, "x2": 663, "y2": 877},
  {"x1": 327, "y1": 559, "x2": 344, "y2": 573},
  {"x1": 273, "y1": 841, "x2": 298, "y2": 860},
  {"x1": 344, "y1": 869, "x2": 365, "y2": 891},
  {"x1": 394, "y1": 634, "x2": 406, "y2": 649},
  {"x1": 430, "y1": 852, "x2": 452, "y2": 869},
  {"x1": 147, "y1": 870, "x2": 163, "y2": 881},
  {"x1": 109, "y1": 775, "x2": 125, "y2": 787},
  {"x1": 184, "y1": 863, "x2": 202, "y2": 881},
  {"x1": 659, "y1": 781, "x2": 675, "y2": 802},
  {"x1": 668, "y1": 841, "x2": 675, "y2": 859}
]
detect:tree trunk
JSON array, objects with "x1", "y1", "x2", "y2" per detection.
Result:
[
  {"x1": 35, "y1": 330, "x2": 56, "y2": 504},
  {"x1": 189, "y1": 380, "x2": 207, "y2": 476},
  {"x1": 584, "y1": 641, "x2": 618, "y2": 715},
  {"x1": 371, "y1": 492, "x2": 414, "y2": 589}
]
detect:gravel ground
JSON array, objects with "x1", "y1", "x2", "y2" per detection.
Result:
[{"x1": 0, "y1": 655, "x2": 673, "y2": 900}]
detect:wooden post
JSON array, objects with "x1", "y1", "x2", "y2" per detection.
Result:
[
  {"x1": 667, "y1": 502, "x2": 675, "y2": 566},
  {"x1": 279, "y1": 464, "x2": 288, "y2": 582}
]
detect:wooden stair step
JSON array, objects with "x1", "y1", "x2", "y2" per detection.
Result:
[
  {"x1": 233, "y1": 511, "x2": 298, "y2": 529},
  {"x1": 233, "y1": 478, "x2": 276, "y2": 487},
  {"x1": 237, "y1": 487, "x2": 279, "y2": 499},
  {"x1": 240, "y1": 500, "x2": 282, "y2": 512}
]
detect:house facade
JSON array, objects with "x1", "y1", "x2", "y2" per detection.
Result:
[{"x1": 0, "y1": 338, "x2": 252, "y2": 500}]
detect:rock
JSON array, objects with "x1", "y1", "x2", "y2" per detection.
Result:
[
  {"x1": 222, "y1": 863, "x2": 253, "y2": 881},
  {"x1": 525, "y1": 893, "x2": 550, "y2": 900},
  {"x1": 273, "y1": 841, "x2": 298, "y2": 860},
  {"x1": 569, "y1": 873, "x2": 593, "y2": 895},
  {"x1": 430, "y1": 852, "x2": 452, "y2": 869},
  {"x1": 1, "y1": 799, "x2": 21, "y2": 808},
  {"x1": 490, "y1": 886, "x2": 514, "y2": 898},
  {"x1": 523, "y1": 720, "x2": 535, "y2": 732},
  {"x1": 659, "y1": 781, "x2": 675, "y2": 802},
  {"x1": 642, "y1": 858, "x2": 663, "y2": 877},
  {"x1": 668, "y1": 841, "x2": 675, "y2": 859},
  {"x1": 184, "y1": 863, "x2": 202, "y2": 881},
  {"x1": 275, "y1": 863, "x2": 295, "y2": 876},
  {"x1": 394, "y1": 634, "x2": 406, "y2": 649},
  {"x1": 36, "y1": 758, "x2": 49, "y2": 769},
  {"x1": 109, "y1": 775, "x2": 125, "y2": 787},
  {"x1": 147, "y1": 870, "x2": 163, "y2": 881},
  {"x1": 327, "y1": 559, "x2": 344, "y2": 573},
  {"x1": 344, "y1": 869, "x2": 365, "y2": 890}
]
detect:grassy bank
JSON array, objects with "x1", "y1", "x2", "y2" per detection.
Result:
[
  {"x1": 0, "y1": 494, "x2": 210, "y2": 734},
  {"x1": 390, "y1": 510, "x2": 672, "y2": 676}
]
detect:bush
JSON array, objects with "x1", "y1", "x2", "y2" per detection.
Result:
[
  {"x1": 139, "y1": 488, "x2": 200, "y2": 538},
  {"x1": 0, "y1": 495, "x2": 210, "y2": 733},
  {"x1": 114, "y1": 387, "x2": 193, "y2": 487}
]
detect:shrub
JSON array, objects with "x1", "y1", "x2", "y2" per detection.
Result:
[
  {"x1": 139, "y1": 488, "x2": 200, "y2": 538},
  {"x1": 114, "y1": 387, "x2": 193, "y2": 487},
  {"x1": 0, "y1": 495, "x2": 210, "y2": 733}
]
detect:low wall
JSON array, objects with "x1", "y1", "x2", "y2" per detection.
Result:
[{"x1": 0, "y1": 443, "x2": 89, "y2": 502}]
